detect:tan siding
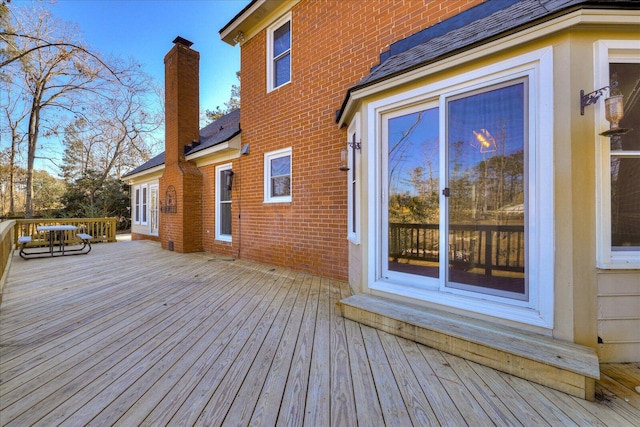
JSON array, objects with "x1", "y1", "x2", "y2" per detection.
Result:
[{"x1": 597, "y1": 271, "x2": 640, "y2": 362}]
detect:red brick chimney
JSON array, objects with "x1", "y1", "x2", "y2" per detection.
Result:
[{"x1": 159, "y1": 36, "x2": 203, "y2": 253}]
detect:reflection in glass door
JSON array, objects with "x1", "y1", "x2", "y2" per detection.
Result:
[
  {"x1": 446, "y1": 81, "x2": 527, "y2": 299},
  {"x1": 386, "y1": 106, "x2": 440, "y2": 278}
]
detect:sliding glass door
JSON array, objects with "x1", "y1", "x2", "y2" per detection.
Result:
[
  {"x1": 445, "y1": 81, "x2": 527, "y2": 299},
  {"x1": 383, "y1": 79, "x2": 528, "y2": 301}
]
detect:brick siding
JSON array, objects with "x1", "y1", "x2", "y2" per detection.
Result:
[{"x1": 236, "y1": 0, "x2": 484, "y2": 279}]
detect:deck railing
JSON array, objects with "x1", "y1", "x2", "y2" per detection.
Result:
[
  {"x1": 389, "y1": 222, "x2": 525, "y2": 276},
  {"x1": 13, "y1": 218, "x2": 118, "y2": 247}
]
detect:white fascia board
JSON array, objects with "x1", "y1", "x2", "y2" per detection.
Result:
[
  {"x1": 220, "y1": 0, "x2": 267, "y2": 45},
  {"x1": 188, "y1": 134, "x2": 241, "y2": 167},
  {"x1": 338, "y1": 9, "x2": 640, "y2": 128},
  {"x1": 220, "y1": 0, "x2": 299, "y2": 46}
]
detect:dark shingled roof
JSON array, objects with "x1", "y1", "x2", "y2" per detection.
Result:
[
  {"x1": 123, "y1": 109, "x2": 240, "y2": 177},
  {"x1": 338, "y1": 0, "x2": 638, "y2": 122}
]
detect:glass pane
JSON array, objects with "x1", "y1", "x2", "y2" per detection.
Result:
[
  {"x1": 271, "y1": 155, "x2": 290, "y2": 177},
  {"x1": 142, "y1": 187, "x2": 147, "y2": 222},
  {"x1": 273, "y1": 21, "x2": 290, "y2": 57},
  {"x1": 611, "y1": 157, "x2": 640, "y2": 249},
  {"x1": 272, "y1": 176, "x2": 291, "y2": 197},
  {"x1": 220, "y1": 170, "x2": 231, "y2": 201},
  {"x1": 609, "y1": 62, "x2": 640, "y2": 251},
  {"x1": 275, "y1": 54, "x2": 290, "y2": 87},
  {"x1": 387, "y1": 107, "x2": 439, "y2": 278},
  {"x1": 220, "y1": 202, "x2": 232, "y2": 235},
  {"x1": 447, "y1": 82, "x2": 526, "y2": 298},
  {"x1": 609, "y1": 63, "x2": 640, "y2": 152}
]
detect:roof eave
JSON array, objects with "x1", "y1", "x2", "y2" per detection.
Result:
[
  {"x1": 336, "y1": 3, "x2": 640, "y2": 126},
  {"x1": 124, "y1": 133, "x2": 242, "y2": 181}
]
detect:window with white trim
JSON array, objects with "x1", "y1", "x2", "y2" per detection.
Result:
[
  {"x1": 134, "y1": 186, "x2": 141, "y2": 224},
  {"x1": 348, "y1": 114, "x2": 361, "y2": 244},
  {"x1": 133, "y1": 184, "x2": 148, "y2": 225},
  {"x1": 267, "y1": 14, "x2": 291, "y2": 92},
  {"x1": 216, "y1": 163, "x2": 233, "y2": 242},
  {"x1": 264, "y1": 147, "x2": 292, "y2": 203},
  {"x1": 595, "y1": 40, "x2": 640, "y2": 269},
  {"x1": 141, "y1": 185, "x2": 148, "y2": 225}
]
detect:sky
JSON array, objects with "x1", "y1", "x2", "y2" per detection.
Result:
[
  {"x1": 10, "y1": 0, "x2": 250, "y2": 172},
  {"x1": 49, "y1": 0, "x2": 249, "y2": 112}
]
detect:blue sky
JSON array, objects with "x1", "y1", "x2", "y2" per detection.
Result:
[
  {"x1": 12, "y1": 0, "x2": 250, "y2": 172},
  {"x1": 48, "y1": 0, "x2": 250, "y2": 113}
]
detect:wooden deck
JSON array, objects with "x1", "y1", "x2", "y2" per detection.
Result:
[{"x1": 1, "y1": 239, "x2": 639, "y2": 426}]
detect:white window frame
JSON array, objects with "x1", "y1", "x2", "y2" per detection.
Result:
[
  {"x1": 595, "y1": 40, "x2": 640, "y2": 269},
  {"x1": 367, "y1": 47, "x2": 554, "y2": 328},
  {"x1": 141, "y1": 185, "x2": 148, "y2": 225},
  {"x1": 133, "y1": 186, "x2": 141, "y2": 225},
  {"x1": 348, "y1": 113, "x2": 361, "y2": 244},
  {"x1": 216, "y1": 163, "x2": 233, "y2": 242},
  {"x1": 266, "y1": 13, "x2": 292, "y2": 92},
  {"x1": 264, "y1": 147, "x2": 292, "y2": 203}
]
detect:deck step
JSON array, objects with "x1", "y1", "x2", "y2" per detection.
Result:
[{"x1": 339, "y1": 293, "x2": 600, "y2": 400}]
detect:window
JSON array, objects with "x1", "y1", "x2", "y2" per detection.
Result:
[
  {"x1": 216, "y1": 163, "x2": 233, "y2": 242},
  {"x1": 134, "y1": 187, "x2": 141, "y2": 224},
  {"x1": 267, "y1": 14, "x2": 291, "y2": 92},
  {"x1": 368, "y1": 47, "x2": 554, "y2": 327},
  {"x1": 141, "y1": 185, "x2": 148, "y2": 225},
  {"x1": 348, "y1": 114, "x2": 361, "y2": 244},
  {"x1": 133, "y1": 184, "x2": 148, "y2": 226},
  {"x1": 264, "y1": 148, "x2": 292, "y2": 203},
  {"x1": 595, "y1": 41, "x2": 640, "y2": 269}
]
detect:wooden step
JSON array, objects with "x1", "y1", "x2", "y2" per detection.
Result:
[{"x1": 339, "y1": 293, "x2": 600, "y2": 400}]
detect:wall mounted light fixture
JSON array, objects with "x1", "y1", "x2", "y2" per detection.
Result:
[
  {"x1": 340, "y1": 149, "x2": 350, "y2": 171},
  {"x1": 340, "y1": 139, "x2": 361, "y2": 171},
  {"x1": 580, "y1": 86, "x2": 610, "y2": 116},
  {"x1": 224, "y1": 170, "x2": 234, "y2": 191},
  {"x1": 580, "y1": 83, "x2": 632, "y2": 137}
]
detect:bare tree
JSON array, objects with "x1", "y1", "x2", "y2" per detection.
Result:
[
  {"x1": 0, "y1": 81, "x2": 28, "y2": 214},
  {"x1": 2, "y1": 2, "x2": 160, "y2": 217}
]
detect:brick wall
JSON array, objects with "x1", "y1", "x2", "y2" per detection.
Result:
[{"x1": 236, "y1": 0, "x2": 484, "y2": 279}]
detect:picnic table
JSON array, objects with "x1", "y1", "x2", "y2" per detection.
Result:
[{"x1": 18, "y1": 225, "x2": 92, "y2": 260}]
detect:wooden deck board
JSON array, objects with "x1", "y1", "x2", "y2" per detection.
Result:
[{"x1": 1, "y1": 240, "x2": 638, "y2": 426}]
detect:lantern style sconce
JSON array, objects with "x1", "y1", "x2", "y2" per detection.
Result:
[
  {"x1": 224, "y1": 170, "x2": 234, "y2": 191},
  {"x1": 580, "y1": 84, "x2": 632, "y2": 137},
  {"x1": 340, "y1": 149, "x2": 350, "y2": 171},
  {"x1": 339, "y1": 139, "x2": 361, "y2": 171}
]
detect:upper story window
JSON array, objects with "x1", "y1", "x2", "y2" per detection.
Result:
[
  {"x1": 595, "y1": 40, "x2": 640, "y2": 269},
  {"x1": 267, "y1": 14, "x2": 291, "y2": 92},
  {"x1": 264, "y1": 147, "x2": 292, "y2": 203}
]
